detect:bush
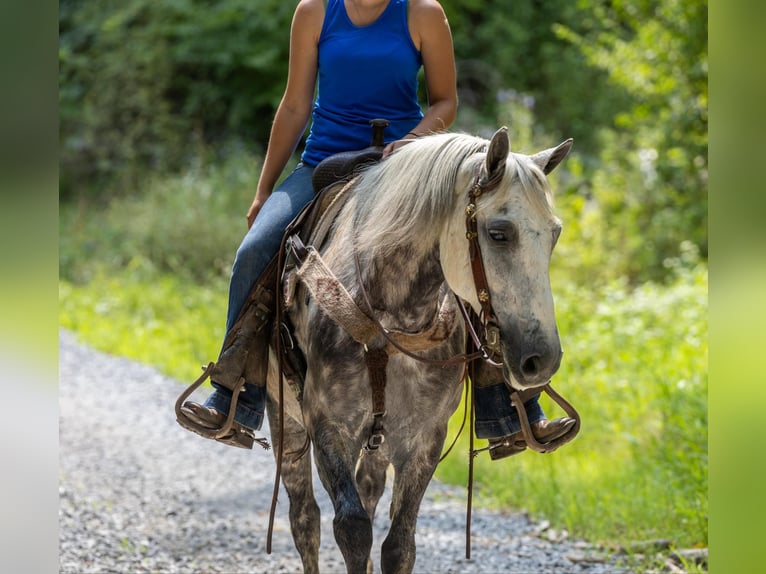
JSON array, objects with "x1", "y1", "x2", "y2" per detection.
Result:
[
  {"x1": 59, "y1": 0, "x2": 293, "y2": 197},
  {"x1": 60, "y1": 148, "x2": 264, "y2": 285}
]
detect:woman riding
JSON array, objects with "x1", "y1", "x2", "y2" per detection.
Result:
[{"x1": 176, "y1": 0, "x2": 575, "y2": 459}]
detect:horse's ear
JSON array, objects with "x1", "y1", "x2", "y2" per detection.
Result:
[
  {"x1": 531, "y1": 138, "x2": 574, "y2": 175},
  {"x1": 486, "y1": 127, "x2": 510, "y2": 180}
]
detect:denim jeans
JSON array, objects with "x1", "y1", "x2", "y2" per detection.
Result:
[
  {"x1": 474, "y1": 383, "x2": 545, "y2": 439},
  {"x1": 205, "y1": 164, "x2": 316, "y2": 430}
]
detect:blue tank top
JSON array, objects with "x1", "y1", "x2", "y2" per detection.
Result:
[{"x1": 301, "y1": 0, "x2": 424, "y2": 166}]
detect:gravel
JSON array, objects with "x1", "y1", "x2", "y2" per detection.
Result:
[{"x1": 59, "y1": 329, "x2": 624, "y2": 573}]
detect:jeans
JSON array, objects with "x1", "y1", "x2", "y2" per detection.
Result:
[
  {"x1": 205, "y1": 164, "x2": 316, "y2": 430},
  {"x1": 474, "y1": 383, "x2": 545, "y2": 439}
]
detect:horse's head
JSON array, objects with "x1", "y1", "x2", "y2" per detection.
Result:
[{"x1": 440, "y1": 128, "x2": 573, "y2": 390}]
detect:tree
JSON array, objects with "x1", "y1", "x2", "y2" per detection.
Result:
[
  {"x1": 554, "y1": 0, "x2": 708, "y2": 282},
  {"x1": 59, "y1": 0, "x2": 294, "y2": 197}
]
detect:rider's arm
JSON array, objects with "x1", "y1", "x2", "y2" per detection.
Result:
[
  {"x1": 248, "y1": 0, "x2": 324, "y2": 228},
  {"x1": 408, "y1": 0, "x2": 458, "y2": 135},
  {"x1": 384, "y1": 0, "x2": 457, "y2": 155}
]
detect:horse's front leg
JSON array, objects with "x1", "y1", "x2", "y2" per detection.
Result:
[
  {"x1": 310, "y1": 413, "x2": 373, "y2": 574},
  {"x1": 265, "y1": 397, "x2": 321, "y2": 574},
  {"x1": 381, "y1": 435, "x2": 446, "y2": 574},
  {"x1": 355, "y1": 451, "x2": 389, "y2": 574}
]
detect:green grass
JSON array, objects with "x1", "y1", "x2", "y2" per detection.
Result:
[
  {"x1": 59, "y1": 153, "x2": 707, "y2": 565},
  {"x1": 59, "y1": 261, "x2": 228, "y2": 384}
]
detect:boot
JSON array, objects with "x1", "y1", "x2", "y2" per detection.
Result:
[
  {"x1": 175, "y1": 263, "x2": 277, "y2": 449},
  {"x1": 487, "y1": 417, "x2": 576, "y2": 460},
  {"x1": 472, "y1": 355, "x2": 576, "y2": 460}
]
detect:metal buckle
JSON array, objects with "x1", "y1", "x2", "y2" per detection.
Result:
[
  {"x1": 485, "y1": 322, "x2": 501, "y2": 354},
  {"x1": 364, "y1": 414, "x2": 386, "y2": 451}
]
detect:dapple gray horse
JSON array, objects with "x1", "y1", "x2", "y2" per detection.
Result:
[{"x1": 266, "y1": 128, "x2": 572, "y2": 574}]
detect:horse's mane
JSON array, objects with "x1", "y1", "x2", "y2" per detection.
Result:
[
  {"x1": 350, "y1": 132, "x2": 558, "y2": 259},
  {"x1": 351, "y1": 132, "x2": 487, "y2": 258}
]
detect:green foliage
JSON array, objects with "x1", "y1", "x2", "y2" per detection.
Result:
[
  {"x1": 60, "y1": 0, "x2": 182, "y2": 195},
  {"x1": 59, "y1": 0, "x2": 707, "y2": 285},
  {"x1": 59, "y1": 0, "x2": 293, "y2": 197},
  {"x1": 443, "y1": 0, "x2": 628, "y2": 153},
  {"x1": 60, "y1": 265, "x2": 227, "y2": 384},
  {"x1": 438, "y1": 255, "x2": 708, "y2": 551},
  {"x1": 60, "y1": 148, "x2": 262, "y2": 284},
  {"x1": 439, "y1": 0, "x2": 708, "y2": 285},
  {"x1": 552, "y1": 0, "x2": 708, "y2": 283}
]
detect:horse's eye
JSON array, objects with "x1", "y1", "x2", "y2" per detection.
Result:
[
  {"x1": 488, "y1": 229, "x2": 507, "y2": 242},
  {"x1": 486, "y1": 220, "x2": 518, "y2": 246}
]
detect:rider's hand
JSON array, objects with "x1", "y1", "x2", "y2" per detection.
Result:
[
  {"x1": 383, "y1": 137, "x2": 416, "y2": 158},
  {"x1": 246, "y1": 191, "x2": 270, "y2": 228}
]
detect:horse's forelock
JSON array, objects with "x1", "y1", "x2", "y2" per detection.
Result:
[
  {"x1": 508, "y1": 153, "x2": 557, "y2": 219},
  {"x1": 350, "y1": 133, "x2": 488, "y2": 257}
]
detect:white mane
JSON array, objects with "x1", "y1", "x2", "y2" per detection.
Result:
[
  {"x1": 351, "y1": 132, "x2": 487, "y2": 258},
  {"x1": 348, "y1": 133, "x2": 558, "y2": 261}
]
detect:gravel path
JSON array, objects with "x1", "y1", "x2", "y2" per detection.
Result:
[{"x1": 59, "y1": 329, "x2": 622, "y2": 573}]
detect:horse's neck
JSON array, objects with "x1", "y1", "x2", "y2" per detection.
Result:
[
  {"x1": 325, "y1": 194, "x2": 449, "y2": 331},
  {"x1": 361, "y1": 245, "x2": 448, "y2": 332}
]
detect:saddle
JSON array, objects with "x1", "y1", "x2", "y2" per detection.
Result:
[{"x1": 311, "y1": 118, "x2": 389, "y2": 193}]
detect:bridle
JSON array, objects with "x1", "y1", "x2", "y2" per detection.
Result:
[
  {"x1": 351, "y1": 162, "x2": 507, "y2": 369},
  {"x1": 463, "y1": 163, "x2": 506, "y2": 360}
]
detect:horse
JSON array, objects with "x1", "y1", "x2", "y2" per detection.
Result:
[{"x1": 265, "y1": 127, "x2": 573, "y2": 574}]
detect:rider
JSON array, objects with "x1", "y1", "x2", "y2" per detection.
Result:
[{"x1": 176, "y1": 0, "x2": 575, "y2": 459}]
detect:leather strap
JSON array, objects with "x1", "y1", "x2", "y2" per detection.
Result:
[
  {"x1": 464, "y1": 167, "x2": 504, "y2": 325},
  {"x1": 363, "y1": 347, "x2": 389, "y2": 450}
]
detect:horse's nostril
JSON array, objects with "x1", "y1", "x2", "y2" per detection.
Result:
[{"x1": 521, "y1": 355, "x2": 541, "y2": 378}]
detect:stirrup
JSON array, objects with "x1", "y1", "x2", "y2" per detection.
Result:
[
  {"x1": 174, "y1": 362, "x2": 270, "y2": 450},
  {"x1": 511, "y1": 384, "x2": 580, "y2": 453}
]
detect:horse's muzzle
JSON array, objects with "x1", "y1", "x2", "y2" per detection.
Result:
[{"x1": 503, "y1": 346, "x2": 563, "y2": 390}]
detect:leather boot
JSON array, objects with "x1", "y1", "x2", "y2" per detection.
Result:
[
  {"x1": 488, "y1": 417, "x2": 576, "y2": 460},
  {"x1": 175, "y1": 263, "x2": 277, "y2": 450},
  {"x1": 210, "y1": 266, "x2": 276, "y2": 392}
]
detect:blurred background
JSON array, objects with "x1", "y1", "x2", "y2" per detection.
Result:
[{"x1": 57, "y1": 0, "x2": 708, "y2": 571}]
